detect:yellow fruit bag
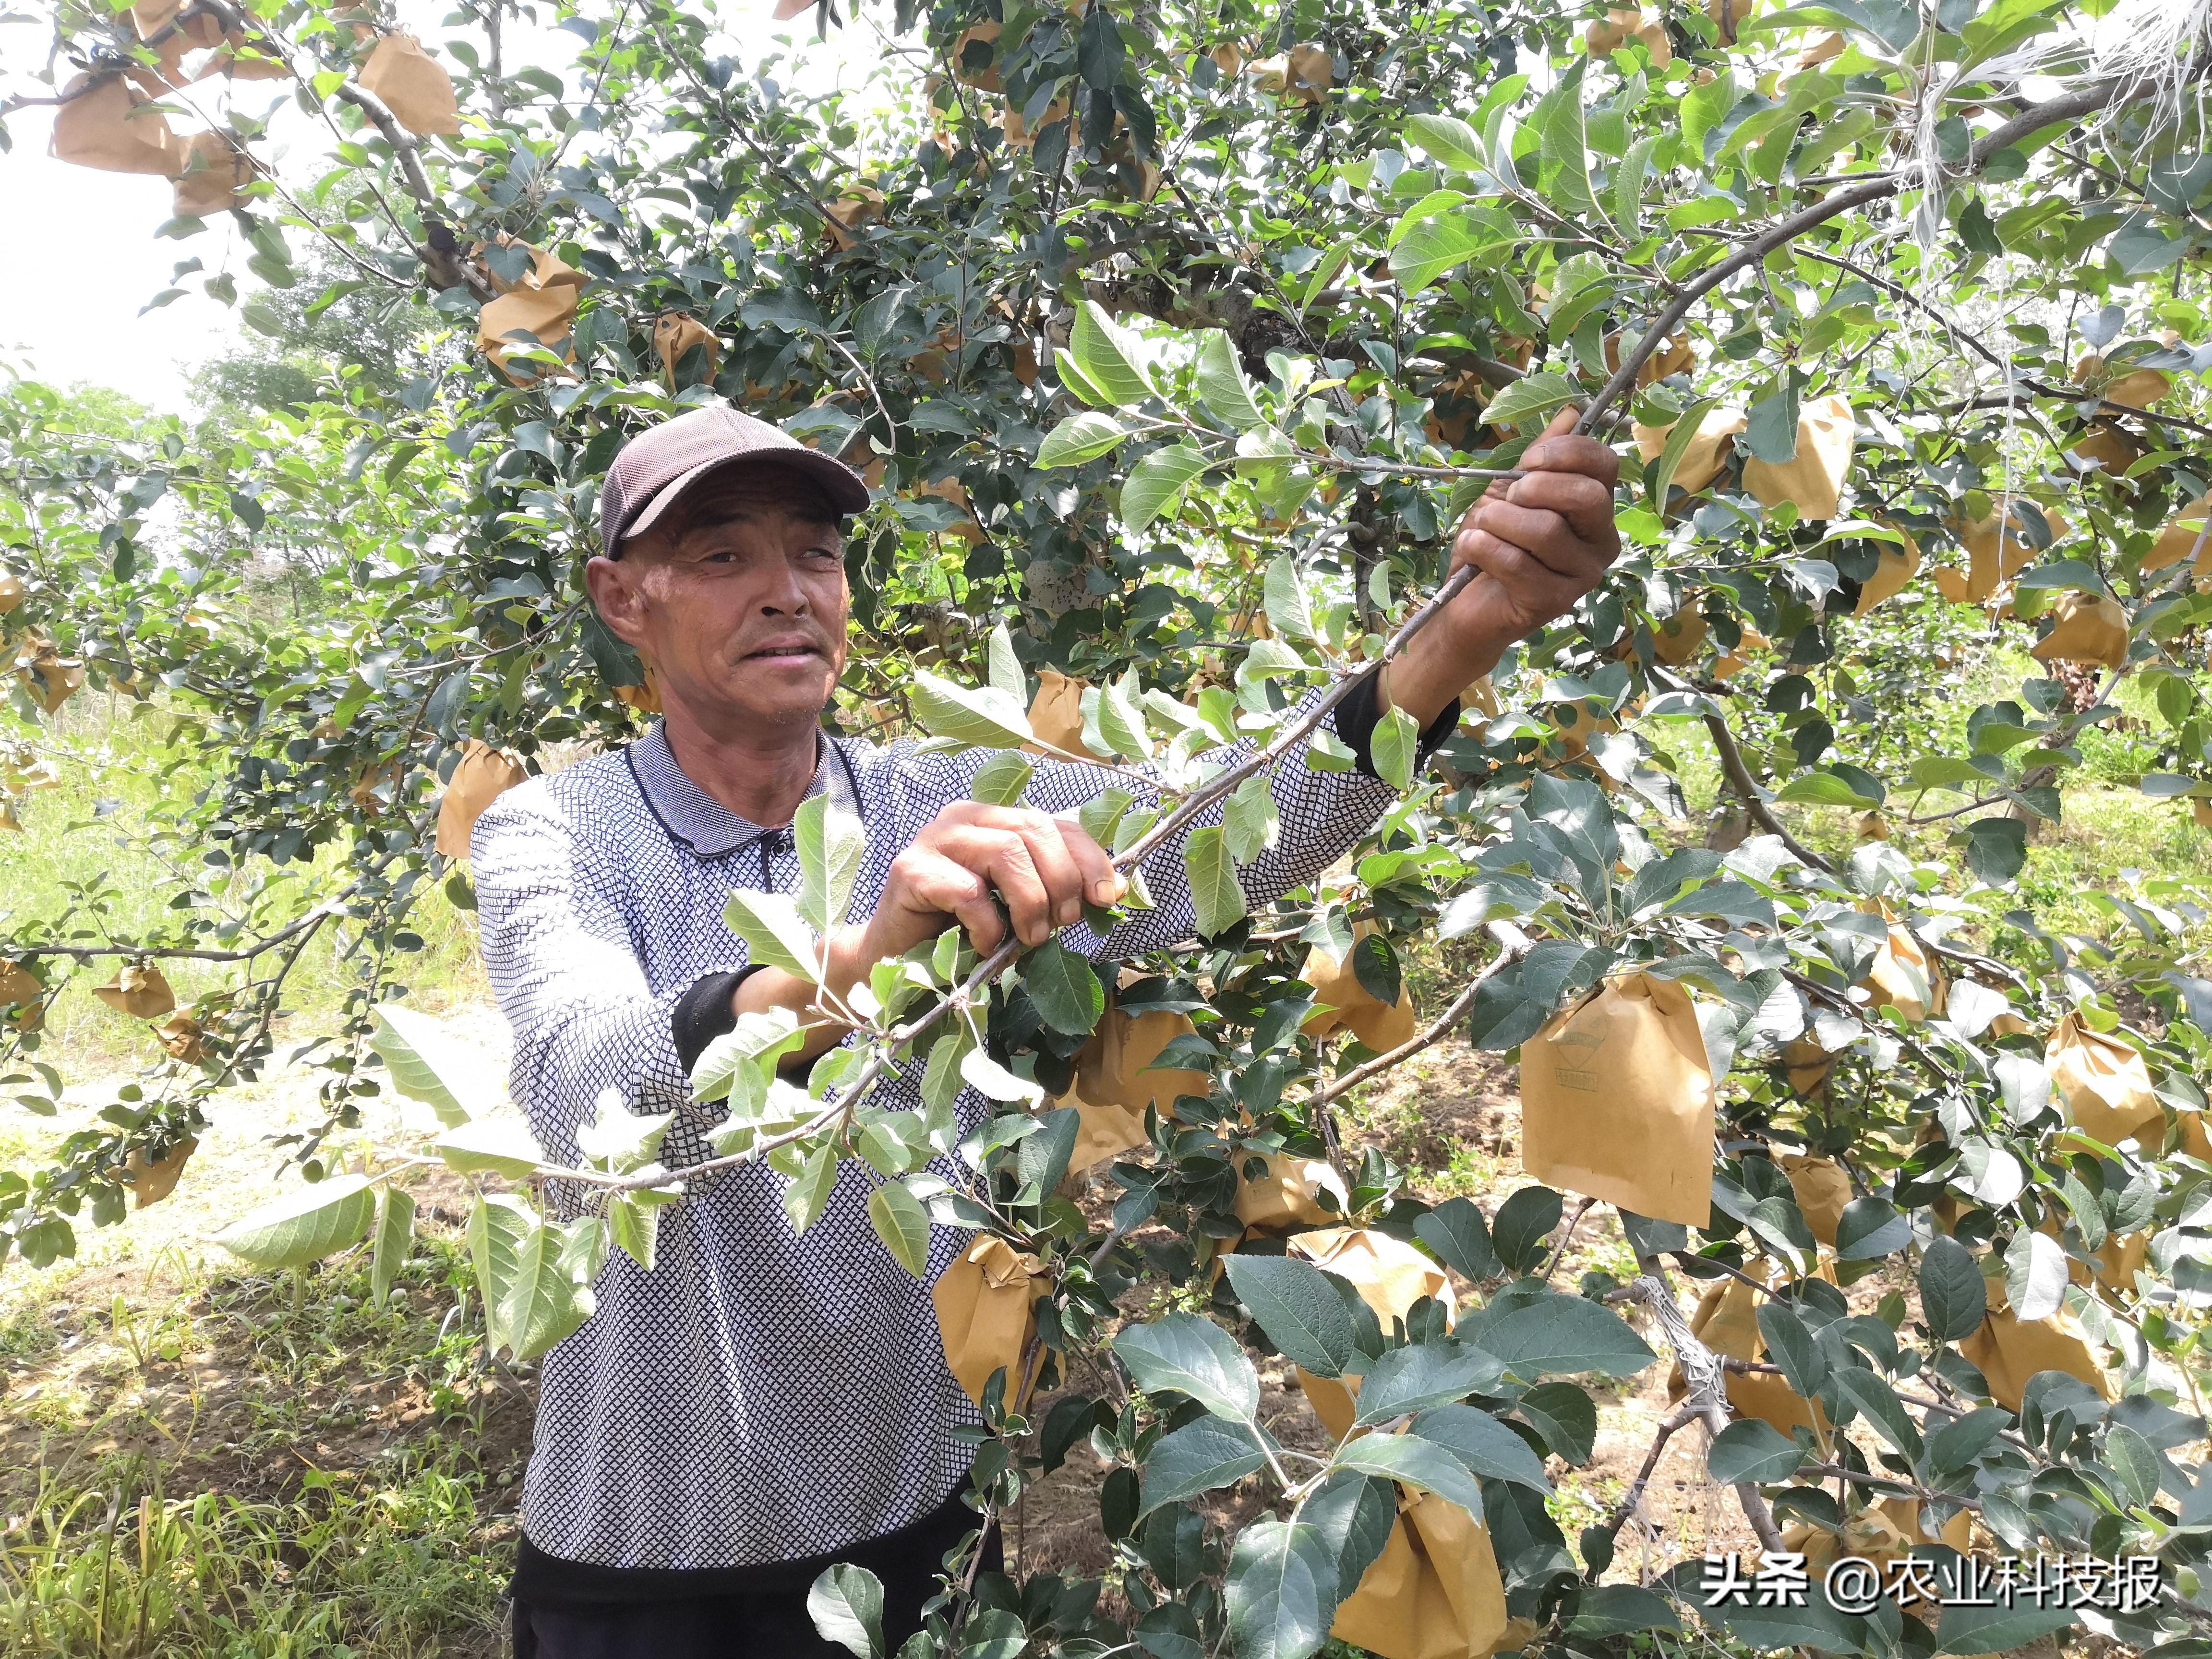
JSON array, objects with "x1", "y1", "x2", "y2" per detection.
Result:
[
  {"x1": 1233, "y1": 1151, "x2": 1349, "y2": 1236},
  {"x1": 1777, "y1": 1153, "x2": 1850, "y2": 1247},
  {"x1": 2029, "y1": 591, "x2": 2130, "y2": 670},
  {"x1": 435, "y1": 741, "x2": 528, "y2": 857},
  {"x1": 1301, "y1": 923, "x2": 1418, "y2": 1053},
  {"x1": 2045, "y1": 1012, "x2": 2160, "y2": 1146},
  {"x1": 1857, "y1": 902, "x2": 1943, "y2": 1022},
  {"x1": 1519, "y1": 973, "x2": 1715, "y2": 1227},
  {"x1": 94, "y1": 962, "x2": 177, "y2": 1020},
  {"x1": 1742, "y1": 395, "x2": 1855, "y2": 522},
  {"x1": 1288, "y1": 1226, "x2": 1458, "y2": 1438},
  {"x1": 359, "y1": 33, "x2": 461, "y2": 135},
  {"x1": 1960, "y1": 1294, "x2": 2112, "y2": 1412},
  {"x1": 931, "y1": 1233, "x2": 1045, "y2": 1407},
  {"x1": 1633, "y1": 407, "x2": 1746, "y2": 496},
  {"x1": 1332, "y1": 1491, "x2": 1510, "y2": 1659},
  {"x1": 1060, "y1": 999, "x2": 1207, "y2": 1171},
  {"x1": 652, "y1": 312, "x2": 719, "y2": 388}
]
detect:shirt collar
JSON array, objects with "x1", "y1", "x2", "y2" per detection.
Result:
[{"x1": 625, "y1": 722, "x2": 857, "y2": 859}]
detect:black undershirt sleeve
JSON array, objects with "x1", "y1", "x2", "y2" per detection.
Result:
[
  {"x1": 671, "y1": 966, "x2": 764, "y2": 1073},
  {"x1": 1329, "y1": 673, "x2": 1463, "y2": 782}
]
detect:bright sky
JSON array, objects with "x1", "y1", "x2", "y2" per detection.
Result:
[{"x1": 0, "y1": 3, "x2": 884, "y2": 413}]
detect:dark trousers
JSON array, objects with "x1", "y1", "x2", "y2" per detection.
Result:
[{"x1": 510, "y1": 1493, "x2": 998, "y2": 1659}]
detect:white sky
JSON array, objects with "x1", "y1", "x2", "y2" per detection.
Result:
[{"x1": 0, "y1": 3, "x2": 884, "y2": 412}]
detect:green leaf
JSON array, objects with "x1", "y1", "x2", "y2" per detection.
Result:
[
  {"x1": 1221, "y1": 774, "x2": 1280, "y2": 864},
  {"x1": 1097, "y1": 672, "x2": 1152, "y2": 759},
  {"x1": 723, "y1": 888, "x2": 824, "y2": 981},
  {"x1": 1963, "y1": 817, "x2": 2029, "y2": 886},
  {"x1": 1225, "y1": 1520, "x2": 1337, "y2": 1659},
  {"x1": 431, "y1": 1116, "x2": 547, "y2": 1179},
  {"x1": 1614, "y1": 133, "x2": 1659, "y2": 238},
  {"x1": 2105, "y1": 1421, "x2": 2161, "y2": 1506},
  {"x1": 1072, "y1": 300, "x2": 1152, "y2": 406},
  {"x1": 1196, "y1": 330, "x2": 1266, "y2": 432},
  {"x1": 1388, "y1": 211, "x2": 1493, "y2": 293},
  {"x1": 1035, "y1": 410, "x2": 1130, "y2": 467},
  {"x1": 370, "y1": 1185, "x2": 415, "y2": 1308},
  {"x1": 369, "y1": 1005, "x2": 496, "y2": 1128},
  {"x1": 1120, "y1": 443, "x2": 1211, "y2": 534},
  {"x1": 795, "y1": 793, "x2": 866, "y2": 937},
  {"x1": 1113, "y1": 1312, "x2": 1260, "y2": 1421},
  {"x1": 1404, "y1": 112, "x2": 1484, "y2": 170},
  {"x1": 1332, "y1": 1432, "x2": 1486, "y2": 1516},
  {"x1": 867, "y1": 1180, "x2": 931, "y2": 1278},
  {"x1": 1263, "y1": 554, "x2": 1315, "y2": 642},
  {"x1": 1371, "y1": 704, "x2": 1421, "y2": 791},
  {"x1": 216, "y1": 1174, "x2": 378, "y2": 1270},
  {"x1": 468, "y1": 1192, "x2": 530, "y2": 1355},
  {"x1": 1183, "y1": 825, "x2": 1248, "y2": 938},
  {"x1": 1834, "y1": 1195, "x2": 1911, "y2": 1260},
  {"x1": 1477, "y1": 1295, "x2": 1656, "y2": 1379},
  {"x1": 1572, "y1": 1585, "x2": 1681, "y2": 1638},
  {"x1": 1919, "y1": 1236, "x2": 1988, "y2": 1343},
  {"x1": 577, "y1": 1089, "x2": 672, "y2": 1173},
  {"x1": 1352, "y1": 1340, "x2": 1505, "y2": 1424},
  {"x1": 1406, "y1": 1403, "x2": 1552, "y2": 1491},
  {"x1": 1223, "y1": 1254, "x2": 1359, "y2": 1377},
  {"x1": 1300, "y1": 1471, "x2": 1397, "y2": 1598},
  {"x1": 1023, "y1": 938, "x2": 1105, "y2": 1036},
  {"x1": 1516, "y1": 1382, "x2": 1598, "y2": 1464},
  {"x1": 986, "y1": 622, "x2": 1023, "y2": 704},
  {"x1": 2006, "y1": 1228, "x2": 2068, "y2": 1322},
  {"x1": 807, "y1": 1563, "x2": 886, "y2": 1659},
  {"x1": 1682, "y1": 68, "x2": 1737, "y2": 156},
  {"x1": 1532, "y1": 59, "x2": 1599, "y2": 221},
  {"x1": 1076, "y1": 787, "x2": 1134, "y2": 848},
  {"x1": 1414, "y1": 1197, "x2": 1500, "y2": 1280},
  {"x1": 691, "y1": 1008, "x2": 805, "y2": 1104},
  {"x1": 1479, "y1": 371, "x2": 1580, "y2": 431},
  {"x1": 1773, "y1": 771, "x2": 1880, "y2": 808},
  {"x1": 1647, "y1": 397, "x2": 1719, "y2": 506},
  {"x1": 1830, "y1": 1365, "x2": 1922, "y2": 1459},
  {"x1": 1933, "y1": 1599, "x2": 2079, "y2": 1654},
  {"x1": 970, "y1": 750, "x2": 1035, "y2": 808},
  {"x1": 1139, "y1": 1418, "x2": 1271, "y2": 1515},
  {"x1": 1707, "y1": 1418, "x2": 1804, "y2": 1484},
  {"x1": 907, "y1": 668, "x2": 1034, "y2": 750},
  {"x1": 961, "y1": 1044, "x2": 1044, "y2": 1105},
  {"x1": 502, "y1": 1216, "x2": 597, "y2": 1360},
  {"x1": 608, "y1": 1194, "x2": 661, "y2": 1272},
  {"x1": 786, "y1": 1143, "x2": 839, "y2": 1233}
]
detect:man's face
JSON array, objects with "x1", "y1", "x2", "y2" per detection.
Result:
[{"x1": 585, "y1": 464, "x2": 851, "y2": 737}]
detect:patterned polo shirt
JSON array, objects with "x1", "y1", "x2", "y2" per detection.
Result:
[{"x1": 471, "y1": 678, "x2": 1442, "y2": 1594}]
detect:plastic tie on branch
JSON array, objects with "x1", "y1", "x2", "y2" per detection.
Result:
[
  {"x1": 359, "y1": 33, "x2": 462, "y2": 136},
  {"x1": 1519, "y1": 972, "x2": 1715, "y2": 1228},
  {"x1": 930, "y1": 1232, "x2": 1045, "y2": 1408}
]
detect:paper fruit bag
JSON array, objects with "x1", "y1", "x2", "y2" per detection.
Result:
[
  {"x1": 359, "y1": 33, "x2": 461, "y2": 135},
  {"x1": 435, "y1": 741, "x2": 528, "y2": 857},
  {"x1": 116, "y1": 1138, "x2": 197, "y2": 1208},
  {"x1": 652, "y1": 312, "x2": 719, "y2": 389},
  {"x1": 931, "y1": 1233, "x2": 1044, "y2": 1407},
  {"x1": 1742, "y1": 395, "x2": 1855, "y2": 522},
  {"x1": 1059, "y1": 1000, "x2": 1207, "y2": 1172},
  {"x1": 50, "y1": 73, "x2": 183, "y2": 174},
  {"x1": 1026, "y1": 670, "x2": 1102, "y2": 759},
  {"x1": 1301, "y1": 922, "x2": 1418, "y2": 1053},
  {"x1": 1777, "y1": 1153, "x2": 1850, "y2": 1247},
  {"x1": 1233, "y1": 1151, "x2": 1348, "y2": 1236},
  {"x1": 1856, "y1": 902, "x2": 1943, "y2": 1022},
  {"x1": 1853, "y1": 529, "x2": 1921, "y2": 615},
  {"x1": 94, "y1": 962, "x2": 178, "y2": 1020},
  {"x1": 2030, "y1": 591, "x2": 2130, "y2": 670},
  {"x1": 1634, "y1": 406, "x2": 1746, "y2": 497},
  {"x1": 1519, "y1": 973, "x2": 1715, "y2": 1227},
  {"x1": 2046, "y1": 1012, "x2": 2161, "y2": 1146},
  {"x1": 1331, "y1": 1491, "x2": 1509, "y2": 1659},
  {"x1": 1960, "y1": 1284, "x2": 2112, "y2": 1411},
  {"x1": 1672, "y1": 1275, "x2": 1827, "y2": 1437},
  {"x1": 1289, "y1": 1226, "x2": 1456, "y2": 1436}
]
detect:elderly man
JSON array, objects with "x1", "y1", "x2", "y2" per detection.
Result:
[{"x1": 474, "y1": 401, "x2": 1620, "y2": 1657}]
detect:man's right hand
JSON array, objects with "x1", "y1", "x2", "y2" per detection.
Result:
[{"x1": 735, "y1": 800, "x2": 1123, "y2": 1059}]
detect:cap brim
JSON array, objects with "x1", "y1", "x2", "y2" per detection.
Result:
[{"x1": 620, "y1": 448, "x2": 872, "y2": 550}]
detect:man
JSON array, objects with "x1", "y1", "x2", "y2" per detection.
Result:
[{"x1": 475, "y1": 400, "x2": 1619, "y2": 1657}]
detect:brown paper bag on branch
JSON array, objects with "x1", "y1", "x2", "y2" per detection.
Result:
[
  {"x1": 1284, "y1": 44, "x2": 1334, "y2": 102},
  {"x1": 1332, "y1": 1491, "x2": 1510, "y2": 1659},
  {"x1": 18, "y1": 639, "x2": 85, "y2": 714},
  {"x1": 1857, "y1": 902, "x2": 1943, "y2": 1022},
  {"x1": 1940, "y1": 507, "x2": 2070, "y2": 603},
  {"x1": 1289, "y1": 1226, "x2": 1456, "y2": 1438},
  {"x1": 1233, "y1": 1151, "x2": 1349, "y2": 1236},
  {"x1": 1853, "y1": 530, "x2": 1920, "y2": 615},
  {"x1": 1652, "y1": 609, "x2": 1707, "y2": 665},
  {"x1": 1777, "y1": 1153, "x2": 1850, "y2": 1246},
  {"x1": 1960, "y1": 1292, "x2": 2112, "y2": 1411},
  {"x1": 435, "y1": 741, "x2": 527, "y2": 858},
  {"x1": 931, "y1": 1233, "x2": 1045, "y2": 1407},
  {"x1": 1671, "y1": 1274, "x2": 1828, "y2": 1437},
  {"x1": 114, "y1": 1138, "x2": 198, "y2": 1208},
  {"x1": 1519, "y1": 973, "x2": 1715, "y2": 1227},
  {"x1": 1741, "y1": 395, "x2": 1854, "y2": 522},
  {"x1": 359, "y1": 34, "x2": 461, "y2": 136},
  {"x1": 0, "y1": 960, "x2": 45, "y2": 1031},
  {"x1": 1300, "y1": 922, "x2": 1418, "y2": 1053},
  {"x1": 1633, "y1": 407, "x2": 1746, "y2": 496},
  {"x1": 823, "y1": 184, "x2": 886, "y2": 249},
  {"x1": 171, "y1": 129, "x2": 254, "y2": 216},
  {"x1": 50, "y1": 74, "x2": 184, "y2": 175},
  {"x1": 1058, "y1": 1001, "x2": 1206, "y2": 1172},
  {"x1": 158, "y1": 1013, "x2": 206, "y2": 1063},
  {"x1": 652, "y1": 312, "x2": 719, "y2": 389},
  {"x1": 1026, "y1": 669, "x2": 1100, "y2": 759},
  {"x1": 2029, "y1": 591, "x2": 2130, "y2": 670},
  {"x1": 2142, "y1": 495, "x2": 2212, "y2": 575},
  {"x1": 94, "y1": 963, "x2": 178, "y2": 1020},
  {"x1": 2045, "y1": 1012, "x2": 2160, "y2": 1146},
  {"x1": 0, "y1": 571, "x2": 23, "y2": 614}
]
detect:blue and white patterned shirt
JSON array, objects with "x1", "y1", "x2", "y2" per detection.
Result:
[{"x1": 471, "y1": 685, "x2": 1424, "y2": 1585}]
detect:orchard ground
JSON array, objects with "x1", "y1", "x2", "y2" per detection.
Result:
[{"x1": 1, "y1": 694, "x2": 2205, "y2": 1654}]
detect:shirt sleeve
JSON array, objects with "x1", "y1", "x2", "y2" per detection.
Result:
[
  {"x1": 880, "y1": 677, "x2": 1458, "y2": 961},
  {"x1": 471, "y1": 783, "x2": 732, "y2": 1171}
]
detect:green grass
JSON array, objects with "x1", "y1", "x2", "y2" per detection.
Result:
[
  {"x1": 0, "y1": 1238, "x2": 518, "y2": 1657},
  {"x1": 1, "y1": 697, "x2": 485, "y2": 1076}
]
